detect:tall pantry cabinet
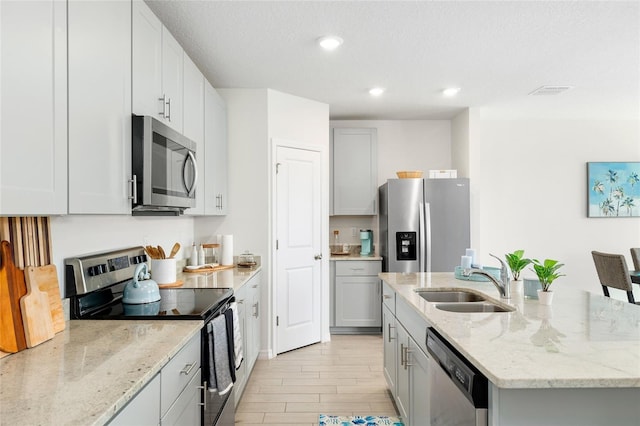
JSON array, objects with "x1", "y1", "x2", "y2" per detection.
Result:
[{"x1": 0, "y1": 0, "x2": 68, "y2": 216}]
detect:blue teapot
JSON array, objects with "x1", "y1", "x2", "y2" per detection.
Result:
[{"x1": 123, "y1": 263, "x2": 161, "y2": 304}]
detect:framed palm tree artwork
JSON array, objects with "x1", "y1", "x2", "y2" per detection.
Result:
[{"x1": 587, "y1": 162, "x2": 640, "y2": 217}]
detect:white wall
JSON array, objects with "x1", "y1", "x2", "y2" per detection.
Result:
[
  {"x1": 200, "y1": 89, "x2": 330, "y2": 356},
  {"x1": 468, "y1": 112, "x2": 640, "y2": 298},
  {"x1": 196, "y1": 89, "x2": 269, "y2": 255},
  {"x1": 51, "y1": 215, "x2": 194, "y2": 294}
]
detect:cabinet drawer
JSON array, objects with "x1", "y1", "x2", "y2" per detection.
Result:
[
  {"x1": 161, "y1": 369, "x2": 201, "y2": 426},
  {"x1": 382, "y1": 281, "x2": 396, "y2": 314},
  {"x1": 161, "y1": 333, "x2": 201, "y2": 416},
  {"x1": 335, "y1": 260, "x2": 381, "y2": 276}
]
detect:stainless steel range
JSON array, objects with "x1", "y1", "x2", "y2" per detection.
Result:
[{"x1": 65, "y1": 246, "x2": 235, "y2": 426}]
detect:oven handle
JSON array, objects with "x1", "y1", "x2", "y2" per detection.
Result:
[{"x1": 198, "y1": 380, "x2": 207, "y2": 410}]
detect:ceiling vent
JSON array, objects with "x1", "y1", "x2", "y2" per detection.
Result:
[{"x1": 529, "y1": 86, "x2": 574, "y2": 96}]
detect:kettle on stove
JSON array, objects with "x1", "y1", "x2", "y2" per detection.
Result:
[{"x1": 123, "y1": 263, "x2": 161, "y2": 304}]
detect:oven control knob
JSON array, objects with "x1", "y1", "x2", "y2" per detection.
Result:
[
  {"x1": 131, "y1": 255, "x2": 146, "y2": 265},
  {"x1": 89, "y1": 264, "x2": 108, "y2": 276}
]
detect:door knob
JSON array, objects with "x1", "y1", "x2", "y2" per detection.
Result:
[{"x1": 314, "y1": 254, "x2": 322, "y2": 260}]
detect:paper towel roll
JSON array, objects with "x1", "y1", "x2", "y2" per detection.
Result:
[{"x1": 221, "y1": 235, "x2": 233, "y2": 266}]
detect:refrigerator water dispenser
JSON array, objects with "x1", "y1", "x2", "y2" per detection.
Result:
[{"x1": 396, "y1": 232, "x2": 417, "y2": 260}]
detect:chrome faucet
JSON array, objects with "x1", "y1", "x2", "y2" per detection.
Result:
[{"x1": 463, "y1": 253, "x2": 511, "y2": 299}]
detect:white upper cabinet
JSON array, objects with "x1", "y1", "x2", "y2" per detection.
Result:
[
  {"x1": 183, "y1": 55, "x2": 205, "y2": 215},
  {"x1": 161, "y1": 27, "x2": 184, "y2": 132},
  {"x1": 0, "y1": 0, "x2": 67, "y2": 215},
  {"x1": 132, "y1": 0, "x2": 183, "y2": 133},
  {"x1": 204, "y1": 81, "x2": 228, "y2": 215},
  {"x1": 67, "y1": 0, "x2": 132, "y2": 214},
  {"x1": 132, "y1": 0, "x2": 162, "y2": 120},
  {"x1": 331, "y1": 128, "x2": 378, "y2": 215}
]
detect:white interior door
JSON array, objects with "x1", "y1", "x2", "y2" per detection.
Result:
[{"x1": 275, "y1": 145, "x2": 322, "y2": 354}]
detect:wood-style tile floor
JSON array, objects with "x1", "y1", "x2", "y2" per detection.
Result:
[{"x1": 235, "y1": 334, "x2": 399, "y2": 425}]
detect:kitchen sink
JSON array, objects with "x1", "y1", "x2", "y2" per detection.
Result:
[
  {"x1": 414, "y1": 289, "x2": 487, "y2": 303},
  {"x1": 435, "y1": 303, "x2": 514, "y2": 313}
]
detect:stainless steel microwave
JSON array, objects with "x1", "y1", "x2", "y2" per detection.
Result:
[{"x1": 131, "y1": 115, "x2": 198, "y2": 215}]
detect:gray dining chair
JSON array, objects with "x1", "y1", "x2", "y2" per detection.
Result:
[
  {"x1": 591, "y1": 251, "x2": 638, "y2": 304},
  {"x1": 630, "y1": 248, "x2": 640, "y2": 271}
]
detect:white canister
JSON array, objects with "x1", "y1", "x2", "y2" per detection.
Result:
[{"x1": 150, "y1": 258, "x2": 177, "y2": 284}]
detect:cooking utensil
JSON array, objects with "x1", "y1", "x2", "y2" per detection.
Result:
[
  {"x1": 21, "y1": 266, "x2": 55, "y2": 347},
  {"x1": 123, "y1": 263, "x2": 161, "y2": 304},
  {"x1": 158, "y1": 245, "x2": 166, "y2": 259},
  {"x1": 169, "y1": 242, "x2": 180, "y2": 258},
  {"x1": 26, "y1": 264, "x2": 65, "y2": 333},
  {"x1": 144, "y1": 245, "x2": 156, "y2": 259},
  {"x1": 0, "y1": 240, "x2": 27, "y2": 353}
]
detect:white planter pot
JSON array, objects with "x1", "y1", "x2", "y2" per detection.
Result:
[
  {"x1": 510, "y1": 279, "x2": 523, "y2": 293},
  {"x1": 537, "y1": 289, "x2": 554, "y2": 305}
]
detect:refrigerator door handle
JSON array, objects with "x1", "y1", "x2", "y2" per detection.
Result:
[
  {"x1": 419, "y1": 202, "x2": 426, "y2": 272},
  {"x1": 425, "y1": 202, "x2": 432, "y2": 273}
]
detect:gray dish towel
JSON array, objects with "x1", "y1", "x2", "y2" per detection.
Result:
[{"x1": 208, "y1": 315, "x2": 233, "y2": 395}]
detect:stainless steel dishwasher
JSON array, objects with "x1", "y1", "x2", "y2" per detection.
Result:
[{"x1": 426, "y1": 328, "x2": 488, "y2": 426}]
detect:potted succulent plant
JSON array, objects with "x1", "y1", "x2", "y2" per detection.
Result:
[
  {"x1": 531, "y1": 258, "x2": 565, "y2": 305},
  {"x1": 505, "y1": 250, "x2": 532, "y2": 292}
]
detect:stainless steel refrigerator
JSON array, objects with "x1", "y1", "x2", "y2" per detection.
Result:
[{"x1": 379, "y1": 178, "x2": 470, "y2": 273}]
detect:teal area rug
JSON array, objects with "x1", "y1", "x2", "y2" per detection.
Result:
[{"x1": 319, "y1": 414, "x2": 404, "y2": 426}]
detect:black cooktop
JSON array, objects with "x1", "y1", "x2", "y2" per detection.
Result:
[{"x1": 75, "y1": 287, "x2": 233, "y2": 321}]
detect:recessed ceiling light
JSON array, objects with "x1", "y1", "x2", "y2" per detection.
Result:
[
  {"x1": 443, "y1": 87, "x2": 461, "y2": 97},
  {"x1": 369, "y1": 87, "x2": 385, "y2": 96},
  {"x1": 317, "y1": 35, "x2": 343, "y2": 51}
]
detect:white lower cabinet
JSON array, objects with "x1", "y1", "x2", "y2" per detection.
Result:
[
  {"x1": 233, "y1": 271, "x2": 262, "y2": 406},
  {"x1": 332, "y1": 260, "x2": 382, "y2": 331},
  {"x1": 383, "y1": 285, "x2": 430, "y2": 426},
  {"x1": 108, "y1": 333, "x2": 201, "y2": 426},
  {"x1": 108, "y1": 373, "x2": 161, "y2": 426}
]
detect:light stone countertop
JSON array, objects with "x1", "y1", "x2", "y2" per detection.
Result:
[
  {"x1": 380, "y1": 272, "x2": 640, "y2": 389},
  {"x1": 0, "y1": 320, "x2": 202, "y2": 426},
  {"x1": 0, "y1": 266, "x2": 262, "y2": 425}
]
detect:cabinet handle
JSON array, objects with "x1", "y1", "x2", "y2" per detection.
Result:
[
  {"x1": 180, "y1": 362, "x2": 197, "y2": 376},
  {"x1": 383, "y1": 294, "x2": 392, "y2": 299},
  {"x1": 400, "y1": 343, "x2": 405, "y2": 367},
  {"x1": 253, "y1": 302, "x2": 259, "y2": 318},
  {"x1": 128, "y1": 175, "x2": 137, "y2": 202},
  {"x1": 350, "y1": 268, "x2": 364, "y2": 271},
  {"x1": 159, "y1": 94, "x2": 167, "y2": 117},
  {"x1": 219, "y1": 193, "x2": 223, "y2": 210},
  {"x1": 166, "y1": 97, "x2": 172, "y2": 122},
  {"x1": 404, "y1": 347, "x2": 413, "y2": 368},
  {"x1": 198, "y1": 381, "x2": 207, "y2": 409},
  {"x1": 387, "y1": 323, "x2": 395, "y2": 342},
  {"x1": 237, "y1": 299, "x2": 244, "y2": 304}
]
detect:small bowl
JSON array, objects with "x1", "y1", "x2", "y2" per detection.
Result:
[{"x1": 396, "y1": 171, "x2": 423, "y2": 179}]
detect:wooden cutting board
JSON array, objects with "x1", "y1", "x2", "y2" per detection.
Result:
[
  {"x1": 21, "y1": 266, "x2": 55, "y2": 348},
  {"x1": 26, "y1": 264, "x2": 65, "y2": 333},
  {"x1": 0, "y1": 240, "x2": 27, "y2": 353},
  {"x1": 182, "y1": 264, "x2": 234, "y2": 273}
]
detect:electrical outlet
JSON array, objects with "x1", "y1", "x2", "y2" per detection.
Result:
[{"x1": 351, "y1": 227, "x2": 357, "y2": 237}]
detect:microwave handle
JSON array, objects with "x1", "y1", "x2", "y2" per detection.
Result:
[{"x1": 184, "y1": 151, "x2": 198, "y2": 196}]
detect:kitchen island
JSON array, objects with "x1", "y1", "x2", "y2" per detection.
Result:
[
  {"x1": 0, "y1": 265, "x2": 261, "y2": 425},
  {"x1": 381, "y1": 272, "x2": 640, "y2": 425}
]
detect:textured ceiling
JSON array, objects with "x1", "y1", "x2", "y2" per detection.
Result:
[{"x1": 146, "y1": 0, "x2": 640, "y2": 120}]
